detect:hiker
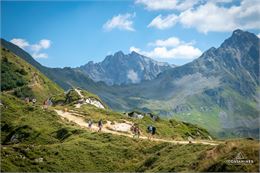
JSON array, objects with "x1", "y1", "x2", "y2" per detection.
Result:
[
  {"x1": 43, "y1": 99, "x2": 48, "y2": 109},
  {"x1": 147, "y1": 125, "x2": 156, "y2": 139},
  {"x1": 130, "y1": 124, "x2": 135, "y2": 132},
  {"x1": 32, "y1": 98, "x2": 37, "y2": 105},
  {"x1": 47, "y1": 99, "x2": 52, "y2": 106},
  {"x1": 151, "y1": 126, "x2": 156, "y2": 137},
  {"x1": 88, "y1": 119, "x2": 93, "y2": 129},
  {"x1": 132, "y1": 124, "x2": 140, "y2": 138},
  {"x1": 98, "y1": 119, "x2": 103, "y2": 132},
  {"x1": 147, "y1": 125, "x2": 153, "y2": 139},
  {"x1": 25, "y1": 97, "x2": 30, "y2": 104}
]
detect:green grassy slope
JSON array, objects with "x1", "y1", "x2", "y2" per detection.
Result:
[
  {"x1": 1, "y1": 47, "x2": 63, "y2": 103},
  {"x1": 172, "y1": 87, "x2": 259, "y2": 138},
  {"x1": 1, "y1": 94, "x2": 259, "y2": 172}
]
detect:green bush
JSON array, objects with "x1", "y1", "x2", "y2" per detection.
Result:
[
  {"x1": 1, "y1": 58, "x2": 28, "y2": 91},
  {"x1": 3, "y1": 125, "x2": 40, "y2": 144},
  {"x1": 143, "y1": 156, "x2": 158, "y2": 167},
  {"x1": 55, "y1": 128, "x2": 72, "y2": 141},
  {"x1": 50, "y1": 93, "x2": 66, "y2": 105},
  {"x1": 65, "y1": 90, "x2": 81, "y2": 103},
  {"x1": 13, "y1": 86, "x2": 34, "y2": 99},
  {"x1": 15, "y1": 68, "x2": 28, "y2": 75}
]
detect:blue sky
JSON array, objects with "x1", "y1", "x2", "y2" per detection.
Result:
[{"x1": 1, "y1": 0, "x2": 260, "y2": 67}]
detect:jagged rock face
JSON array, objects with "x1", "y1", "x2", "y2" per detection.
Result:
[
  {"x1": 77, "y1": 51, "x2": 173, "y2": 85},
  {"x1": 156, "y1": 29, "x2": 259, "y2": 99},
  {"x1": 200, "y1": 29, "x2": 259, "y2": 98}
]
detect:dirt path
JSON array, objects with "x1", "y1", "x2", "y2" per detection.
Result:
[
  {"x1": 54, "y1": 110, "x2": 219, "y2": 146},
  {"x1": 75, "y1": 88, "x2": 83, "y2": 98},
  {"x1": 3, "y1": 83, "x2": 37, "y2": 94}
]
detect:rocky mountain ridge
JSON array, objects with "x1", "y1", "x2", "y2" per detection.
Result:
[{"x1": 76, "y1": 51, "x2": 173, "y2": 85}]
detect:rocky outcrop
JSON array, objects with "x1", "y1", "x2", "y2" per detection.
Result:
[
  {"x1": 77, "y1": 51, "x2": 173, "y2": 85},
  {"x1": 85, "y1": 98, "x2": 105, "y2": 109}
]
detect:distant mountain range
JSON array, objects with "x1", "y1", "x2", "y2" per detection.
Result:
[
  {"x1": 1, "y1": 29, "x2": 259, "y2": 139},
  {"x1": 76, "y1": 51, "x2": 173, "y2": 85}
]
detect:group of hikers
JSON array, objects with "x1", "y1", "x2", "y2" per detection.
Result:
[
  {"x1": 130, "y1": 124, "x2": 156, "y2": 139},
  {"x1": 131, "y1": 124, "x2": 157, "y2": 139},
  {"x1": 87, "y1": 119, "x2": 103, "y2": 132},
  {"x1": 86, "y1": 118, "x2": 156, "y2": 139},
  {"x1": 63, "y1": 107, "x2": 157, "y2": 139},
  {"x1": 24, "y1": 96, "x2": 158, "y2": 139},
  {"x1": 24, "y1": 97, "x2": 37, "y2": 105}
]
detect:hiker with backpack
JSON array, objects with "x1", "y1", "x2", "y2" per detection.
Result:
[
  {"x1": 132, "y1": 124, "x2": 140, "y2": 138},
  {"x1": 147, "y1": 125, "x2": 156, "y2": 139},
  {"x1": 98, "y1": 119, "x2": 103, "y2": 132}
]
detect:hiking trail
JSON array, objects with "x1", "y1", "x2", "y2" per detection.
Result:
[
  {"x1": 54, "y1": 109, "x2": 219, "y2": 146},
  {"x1": 75, "y1": 88, "x2": 84, "y2": 98}
]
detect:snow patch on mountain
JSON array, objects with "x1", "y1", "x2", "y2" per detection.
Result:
[{"x1": 127, "y1": 69, "x2": 140, "y2": 83}]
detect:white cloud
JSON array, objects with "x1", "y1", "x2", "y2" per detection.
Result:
[
  {"x1": 148, "y1": 37, "x2": 181, "y2": 47},
  {"x1": 135, "y1": 0, "x2": 197, "y2": 11},
  {"x1": 201, "y1": 0, "x2": 234, "y2": 4},
  {"x1": 147, "y1": 0, "x2": 260, "y2": 33},
  {"x1": 130, "y1": 46, "x2": 141, "y2": 53},
  {"x1": 148, "y1": 14, "x2": 178, "y2": 29},
  {"x1": 130, "y1": 37, "x2": 202, "y2": 60},
  {"x1": 127, "y1": 70, "x2": 140, "y2": 83},
  {"x1": 178, "y1": 1, "x2": 260, "y2": 33},
  {"x1": 257, "y1": 33, "x2": 260, "y2": 38},
  {"x1": 179, "y1": 2, "x2": 237, "y2": 33},
  {"x1": 10, "y1": 38, "x2": 51, "y2": 59},
  {"x1": 32, "y1": 53, "x2": 48, "y2": 59},
  {"x1": 10, "y1": 38, "x2": 29, "y2": 49},
  {"x1": 31, "y1": 39, "x2": 51, "y2": 52},
  {"x1": 131, "y1": 45, "x2": 202, "y2": 60},
  {"x1": 103, "y1": 13, "x2": 135, "y2": 31}
]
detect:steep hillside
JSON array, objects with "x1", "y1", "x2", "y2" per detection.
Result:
[
  {"x1": 77, "y1": 51, "x2": 173, "y2": 85},
  {"x1": 1, "y1": 47, "x2": 63, "y2": 103},
  {"x1": 1, "y1": 38, "x2": 99, "y2": 91}
]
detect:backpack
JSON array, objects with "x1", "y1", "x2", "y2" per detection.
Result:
[{"x1": 152, "y1": 126, "x2": 156, "y2": 133}]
